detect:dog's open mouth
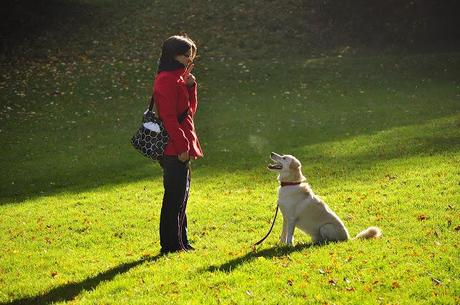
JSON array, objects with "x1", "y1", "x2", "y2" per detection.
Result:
[{"x1": 267, "y1": 162, "x2": 282, "y2": 170}]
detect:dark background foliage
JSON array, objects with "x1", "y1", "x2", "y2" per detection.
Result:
[{"x1": 1, "y1": 0, "x2": 459, "y2": 60}]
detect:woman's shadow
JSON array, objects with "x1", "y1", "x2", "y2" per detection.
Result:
[
  {"x1": 1, "y1": 254, "x2": 163, "y2": 305},
  {"x1": 3, "y1": 244, "x2": 315, "y2": 304},
  {"x1": 204, "y1": 243, "x2": 314, "y2": 273}
]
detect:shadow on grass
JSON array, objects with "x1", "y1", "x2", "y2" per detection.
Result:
[
  {"x1": 0, "y1": 0, "x2": 99, "y2": 57},
  {"x1": 1, "y1": 118, "x2": 458, "y2": 206},
  {"x1": 1, "y1": 55, "x2": 459, "y2": 205},
  {"x1": 204, "y1": 243, "x2": 314, "y2": 273},
  {"x1": 0, "y1": 254, "x2": 163, "y2": 305}
]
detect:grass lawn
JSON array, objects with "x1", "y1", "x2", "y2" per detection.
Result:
[{"x1": 1, "y1": 1, "x2": 459, "y2": 304}]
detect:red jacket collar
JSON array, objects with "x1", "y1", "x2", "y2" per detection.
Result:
[{"x1": 160, "y1": 67, "x2": 186, "y2": 77}]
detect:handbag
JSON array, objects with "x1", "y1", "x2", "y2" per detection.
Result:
[{"x1": 131, "y1": 95, "x2": 189, "y2": 161}]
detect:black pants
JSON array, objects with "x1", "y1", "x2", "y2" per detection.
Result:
[{"x1": 159, "y1": 156, "x2": 191, "y2": 252}]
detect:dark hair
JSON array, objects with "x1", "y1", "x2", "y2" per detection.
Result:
[{"x1": 157, "y1": 35, "x2": 196, "y2": 73}]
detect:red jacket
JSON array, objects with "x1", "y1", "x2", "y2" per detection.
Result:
[{"x1": 153, "y1": 67, "x2": 203, "y2": 158}]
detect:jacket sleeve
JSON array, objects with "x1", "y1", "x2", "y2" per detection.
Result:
[
  {"x1": 187, "y1": 82, "x2": 198, "y2": 115},
  {"x1": 154, "y1": 75, "x2": 189, "y2": 153}
]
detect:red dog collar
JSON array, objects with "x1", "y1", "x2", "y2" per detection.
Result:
[{"x1": 280, "y1": 182, "x2": 302, "y2": 187}]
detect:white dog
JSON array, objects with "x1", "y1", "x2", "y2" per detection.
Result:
[{"x1": 268, "y1": 152, "x2": 381, "y2": 245}]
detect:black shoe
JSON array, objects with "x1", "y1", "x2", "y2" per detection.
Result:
[
  {"x1": 160, "y1": 248, "x2": 182, "y2": 254},
  {"x1": 184, "y1": 244, "x2": 195, "y2": 251}
]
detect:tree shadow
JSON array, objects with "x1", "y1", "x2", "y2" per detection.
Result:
[
  {"x1": 315, "y1": 0, "x2": 460, "y2": 50},
  {"x1": 203, "y1": 243, "x2": 314, "y2": 273},
  {"x1": 0, "y1": 0, "x2": 99, "y2": 58},
  {"x1": 0, "y1": 254, "x2": 163, "y2": 305},
  {"x1": 0, "y1": 155, "x2": 161, "y2": 206},
  {"x1": 1, "y1": 113, "x2": 458, "y2": 206},
  {"x1": 1, "y1": 51, "x2": 459, "y2": 205}
]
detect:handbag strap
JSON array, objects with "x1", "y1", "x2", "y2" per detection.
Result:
[
  {"x1": 149, "y1": 95, "x2": 189, "y2": 123},
  {"x1": 148, "y1": 95, "x2": 156, "y2": 112}
]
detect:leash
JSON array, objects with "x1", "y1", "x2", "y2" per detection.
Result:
[{"x1": 252, "y1": 204, "x2": 279, "y2": 250}]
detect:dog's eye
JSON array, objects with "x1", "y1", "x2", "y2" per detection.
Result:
[{"x1": 283, "y1": 157, "x2": 286, "y2": 160}]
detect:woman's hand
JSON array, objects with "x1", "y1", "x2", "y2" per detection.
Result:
[
  {"x1": 178, "y1": 151, "x2": 190, "y2": 162},
  {"x1": 186, "y1": 73, "x2": 196, "y2": 87},
  {"x1": 184, "y1": 63, "x2": 196, "y2": 87}
]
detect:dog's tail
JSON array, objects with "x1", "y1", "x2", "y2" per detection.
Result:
[{"x1": 354, "y1": 226, "x2": 382, "y2": 239}]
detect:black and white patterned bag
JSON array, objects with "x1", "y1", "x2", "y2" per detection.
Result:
[{"x1": 131, "y1": 96, "x2": 188, "y2": 161}]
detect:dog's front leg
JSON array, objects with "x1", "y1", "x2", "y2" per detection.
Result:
[
  {"x1": 280, "y1": 215, "x2": 288, "y2": 244},
  {"x1": 285, "y1": 219, "x2": 296, "y2": 246}
]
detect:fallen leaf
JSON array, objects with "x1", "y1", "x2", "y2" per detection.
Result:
[
  {"x1": 364, "y1": 285, "x2": 372, "y2": 292},
  {"x1": 432, "y1": 278, "x2": 442, "y2": 285},
  {"x1": 417, "y1": 214, "x2": 428, "y2": 221}
]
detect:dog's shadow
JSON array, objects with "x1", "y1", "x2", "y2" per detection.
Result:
[{"x1": 204, "y1": 243, "x2": 314, "y2": 273}]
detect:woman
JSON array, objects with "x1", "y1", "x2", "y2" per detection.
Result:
[{"x1": 154, "y1": 35, "x2": 203, "y2": 254}]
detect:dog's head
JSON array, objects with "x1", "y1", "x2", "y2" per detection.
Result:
[{"x1": 268, "y1": 152, "x2": 306, "y2": 183}]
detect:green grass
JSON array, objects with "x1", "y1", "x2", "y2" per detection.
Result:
[{"x1": 1, "y1": 1, "x2": 460, "y2": 304}]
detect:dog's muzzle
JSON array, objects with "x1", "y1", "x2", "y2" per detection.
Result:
[
  {"x1": 268, "y1": 152, "x2": 283, "y2": 170},
  {"x1": 267, "y1": 163, "x2": 282, "y2": 170}
]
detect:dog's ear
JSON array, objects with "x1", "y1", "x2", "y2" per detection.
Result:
[{"x1": 289, "y1": 159, "x2": 301, "y2": 170}]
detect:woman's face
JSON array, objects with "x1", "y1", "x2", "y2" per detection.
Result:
[{"x1": 174, "y1": 48, "x2": 195, "y2": 66}]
